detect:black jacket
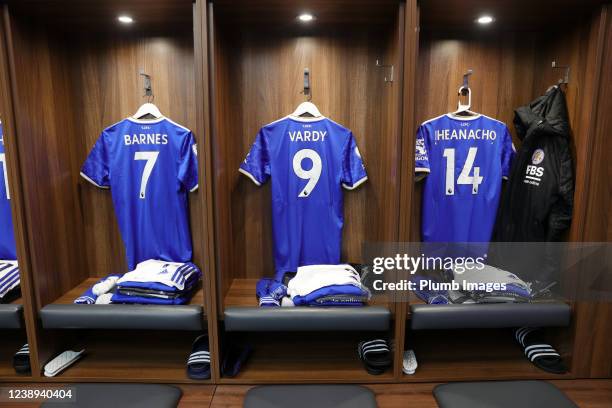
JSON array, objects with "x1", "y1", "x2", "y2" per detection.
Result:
[{"x1": 494, "y1": 86, "x2": 574, "y2": 242}]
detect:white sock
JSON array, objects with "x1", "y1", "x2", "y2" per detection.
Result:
[
  {"x1": 95, "y1": 293, "x2": 113, "y2": 304},
  {"x1": 92, "y1": 276, "x2": 119, "y2": 296},
  {"x1": 281, "y1": 297, "x2": 295, "y2": 307}
]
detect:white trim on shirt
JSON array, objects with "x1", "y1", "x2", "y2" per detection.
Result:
[
  {"x1": 238, "y1": 168, "x2": 262, "y2": 186},
  {"x1": 80, "y1": 172, "x2": 110, "y2": 189},
  {"x1": 342, "y1": 176, "x2": 368, "y2": 190}
]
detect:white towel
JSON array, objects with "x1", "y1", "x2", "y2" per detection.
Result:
[
  {"x1": 117, "y1": 259, "x2": 198, "y2": 291},
  {"x1": 287, "y1": 264, "x2": 363, "y2": 298}
]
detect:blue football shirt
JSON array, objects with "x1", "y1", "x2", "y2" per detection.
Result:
[
  {"x1": 240, "y1": 116, "x2": 368, "y2": 280},
  {"x1": 81, "y1": 117, "x2": 198, "y2": 270},
  {"x1": 415, "y1": 114, "x2": 515, "y2": 243},
  {"x1": 0, "y1": 122, "x2": 17, "y2": 260}
]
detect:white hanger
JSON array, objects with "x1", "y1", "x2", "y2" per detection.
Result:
[
  {"x1": 132, "y1": 102, "x2": 163, "y2": 120},
  {"x1": 290, "y1": 101, "x2": 323, "y2": 118},
  {"x1": 451, "y1": 85, "x2": 478, "y2": 117}
]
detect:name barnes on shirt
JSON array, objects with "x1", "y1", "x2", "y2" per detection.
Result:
[{"x1": 124, "y1": 133, "x2": 169, "y2": 146}]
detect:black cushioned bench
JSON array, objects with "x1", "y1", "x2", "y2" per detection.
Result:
[
  {"x1": 244, "y1": 385, "x2": 377, "y2": 408},
  {"x1": 433, "y1": 381, "x2": 578, "y2": 408},
  {"x1": 225, "y1": 306, "x2": 390, "y2": 331},
  {"x1": 410, "y1": 302, "x2": 570, "y2": 330},
  {"x1": 0, "y1": 304, "x2": 23, "y2": 329},
  {"x1": 40, "y1": 304, "x2": 204, "y2": 330},
  {"x1": 41, "y1": 383, "x2": 182, "y2": 408}
]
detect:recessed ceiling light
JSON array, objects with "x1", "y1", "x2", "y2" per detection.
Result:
[
  {"x1": 476, "y1": 15, "x2": 494, "y2": 25},
  {"x1": 297, "y1": 13, "x2": 314, "y2": 23},
  {"x1": 118, "y1": 15, "x2": 134, "y2": 24}
]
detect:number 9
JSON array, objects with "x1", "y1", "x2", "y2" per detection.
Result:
[{"x1": 293, "y1": 149, "x2": 322, "y2": 197}]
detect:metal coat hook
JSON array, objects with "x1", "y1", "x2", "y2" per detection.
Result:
[
  {"x1": 552, "y1": 61, "x2": 570, "y2": 85},
  {"x1": 459, "y1": 69, "x2": 473, "y2": 95},
  {"x1": 302, "y1": 68, "x2": 312, "y2": 101},
  {"x1": 376, "y1": 59, "x2": 394, "y2": 82},
  {"x1": 139, "y1": 69, "x2": 154, "y2": 102},
  {"x1": 457, "y1": 69, "x2": 473, "y2": 112}
]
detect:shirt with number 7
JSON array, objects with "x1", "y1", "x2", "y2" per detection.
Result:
[
  {"x1": 81, "y1": 117, "x2": 198, "y2": 270},
  {"x1": 240, "y1": 116, "x2": 367, "y2": 281},
  {"x1": 415, "y1": 113, "x2": 515, "y2": 243}
]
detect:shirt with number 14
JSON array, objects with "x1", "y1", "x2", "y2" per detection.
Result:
[{"x1": 415, "y1": 113, "x2": 515, "y2": 243}]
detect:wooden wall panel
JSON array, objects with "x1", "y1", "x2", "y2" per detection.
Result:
[
  {"x1": 194, "y1": 0, "x2": 219, "y2": 378},
  {"x1": 412, "y1": 8, "x2": 611, "y2": 379},
  {"x1": 411, "y1": 30, "x2": 539, "y2": 240},
  {"x1": 0, "y1": 5, "x2": 42, "y2": 376},
  {"x1": 570, "y1": 5, "x2": 612, "y2": 378},
  {"x1": 8, "y1": 20, "x2": 86, "y2": 307},
  {"x1": 395, "y1": 0, "x2": 415, "y2": 377},
  {"x1": 411, "y1": 22, "x2": 599, "y2": 241},
  {"x1": 7, "y1": 15, "x2": 204, "y2": 308},
  {"x1": 415, "y1": 32, "x2": 538, "y2": 138},
  {"x1": 68, "y1": 34, "x2": 198, "y2": 279},
  {"x1": 211, "y1": 23, "x2": 402, "y2": 301}
]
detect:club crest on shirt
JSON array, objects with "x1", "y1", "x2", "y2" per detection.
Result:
[
  {"x1": 531, "y1": 149, "x2": 545, "y2": 165},
  {"x1": 416, "y1": 139, "x2": 426, "y2": 155}
]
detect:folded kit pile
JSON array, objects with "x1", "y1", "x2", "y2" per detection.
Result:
[
  {"x1": 257, "y1": 264, "x2": 370, "y2": 307},
  {"x1": 0, "y1": 260, "x2": 20, "y2": 303},
  {"x1": 74, "y1": 259, "x2": 201, "y2": 305}
]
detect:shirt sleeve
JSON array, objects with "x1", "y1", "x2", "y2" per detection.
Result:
[
  {"x1": 239, "y1": 129, "x2": 270, "y2": 186},
  {"x1": 501, "y1": 127, "x2": 516, "y2": 180},
  {"x1": 415, "y1": 125, "x2": 430, "y2": 177},
  {"x1": 81, "y1": 133, "x2": 110, "y2": 189},
  {"x1": 341, "y1": 133, "x2": 368, "y2": 190},
  {"x1": 178, "y1": 131, "x2": 199, "y2": 192},
  {"x1": 548, "y1": 137, "x2": 574, "y2": 241}
]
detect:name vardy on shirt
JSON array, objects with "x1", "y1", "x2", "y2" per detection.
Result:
[{"x1": 288, "y1": 130, "x2": 327, "y2": 142}]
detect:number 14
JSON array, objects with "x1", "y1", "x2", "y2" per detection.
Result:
[{"x1": 443, "y1": 147, "x2": 483, "y2": 195}]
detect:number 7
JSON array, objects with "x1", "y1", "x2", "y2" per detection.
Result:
[
  {"x1": 134, "y1": 151, "x2": 159, "y2": 199},
  {"x1": 0, "y1": 153, "x2": 9, "y2": 200}
]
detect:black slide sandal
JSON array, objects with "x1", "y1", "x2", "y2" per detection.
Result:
[
  {"x1": 515, "y1": 327, "x2": 567, "y2": 374},
  {"x1": 358, "y1": 339, "x2": 392, "y2": 375},
  {"x1": 221, "y1": 342, "x2": 252, "y2": 378},
  {"x1": 13, "y1": 343, "x2": 30, "y2": 375}
]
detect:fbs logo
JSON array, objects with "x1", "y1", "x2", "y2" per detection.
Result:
[{"x1": 531, "y1": 149, "x2": 545, "y2": 165}]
